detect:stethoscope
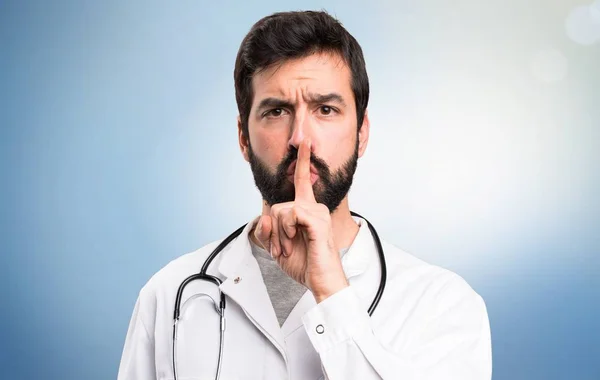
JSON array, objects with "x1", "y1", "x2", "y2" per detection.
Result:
[{"x1": 172, "y1": 211, "x2": 387, "y2": 380}]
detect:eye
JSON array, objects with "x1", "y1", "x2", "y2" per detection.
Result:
[
  {"x1": 264, "y1": 108, "x2": 286, "y2": 118},
  {"x1": 318, "y1": 105, "x2": 335, "y2": 116}
]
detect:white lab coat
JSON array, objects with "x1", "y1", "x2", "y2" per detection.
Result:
[{"x1": 118, "y1": 215, "x2": 492, "y2": 380}]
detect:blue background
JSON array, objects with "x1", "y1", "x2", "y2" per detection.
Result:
[{"x1": 1, "y1": 1, "x2": 598, "y2": 379}]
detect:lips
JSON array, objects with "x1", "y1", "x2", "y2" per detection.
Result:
[
  {"x1": 287, "y1": 171, "x2": 319, "y2": 185},
  {"x1": 287, "y1": 160, "x2": 319, "y2": 176}
]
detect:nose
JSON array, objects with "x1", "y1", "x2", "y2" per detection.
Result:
[{"x1": 287, "y1": 108, "x2": 315, "y2": 153}]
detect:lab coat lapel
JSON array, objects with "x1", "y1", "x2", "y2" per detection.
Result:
[
  {"x1": 281, "y1": 216, "x2": 374, "y2": 336},
  {"x1": 217, "y1": 216, "x2": 288, "y2": 363},
  {"x1": 281, "y1": 290, "x2": 315, "y2": 337}
]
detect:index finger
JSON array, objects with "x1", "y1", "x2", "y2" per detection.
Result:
[{"x1": 294, "y1": 139, "x2": 316, "y2": 202}]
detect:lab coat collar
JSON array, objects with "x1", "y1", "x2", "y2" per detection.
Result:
[
  {"x1": 216, "y1": 215, "x2": 260, "y2": 279},
  {"x1": 339, "y1": 215, "x2": 373, "y2": 280}
]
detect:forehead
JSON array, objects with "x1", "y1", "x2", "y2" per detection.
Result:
[{"x1": 251, "y1": 52, "x2": 353, "y2": 105}]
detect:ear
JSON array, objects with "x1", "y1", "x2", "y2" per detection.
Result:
[
  {"x1": 238, "y1": 116, "x2": 250, "y2": 162},
  {"x1": 357, "y1": 109, "x2": 370, "y2": 158}
]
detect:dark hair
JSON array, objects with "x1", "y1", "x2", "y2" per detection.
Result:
[{"x1": 234, "y1": 10, "x2": 370, "y2": 138}]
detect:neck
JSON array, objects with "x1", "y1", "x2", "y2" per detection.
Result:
[{"x1": 251, "y1": 196, "x2": 360, "y2": 251}]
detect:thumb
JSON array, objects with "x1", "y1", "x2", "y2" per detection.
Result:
[{"x1": 254, "y1": 215, "x2": 273, "y2": 252}]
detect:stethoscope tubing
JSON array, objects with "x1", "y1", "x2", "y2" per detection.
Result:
[{"x1": 171, "y1": 211, "x2": 386, "y2": 380}]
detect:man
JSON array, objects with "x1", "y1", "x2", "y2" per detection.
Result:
[{"x1": 118, "y1": 10, "x2": 492, "y2": 380}]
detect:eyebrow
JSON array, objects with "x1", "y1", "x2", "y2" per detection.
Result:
[{"x1": 256, "y1": 92, "x2": 347, "y2": 113}]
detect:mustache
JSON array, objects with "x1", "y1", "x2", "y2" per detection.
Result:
[{"x1": 277, "y1": 147, "x2": 329, "y2": 176}]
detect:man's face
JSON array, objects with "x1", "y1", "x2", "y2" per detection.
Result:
[{"x1": 241, "y1": 52, "x2": 367, "y2": 213}]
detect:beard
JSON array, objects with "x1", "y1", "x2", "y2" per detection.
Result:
[{"x1": 247, "y1": 137, "x2": 359, "y2": 213}]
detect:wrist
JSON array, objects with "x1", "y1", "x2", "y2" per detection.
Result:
[{"x1": 313, "y1": 274, "x2": 349, "y2": 303}]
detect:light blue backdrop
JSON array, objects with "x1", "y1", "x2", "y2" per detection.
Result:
[{"x1": 1, "y1": 1, "x2": 598, "y2": 379}]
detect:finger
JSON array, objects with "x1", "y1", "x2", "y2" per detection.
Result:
[
  {"x1": 280, "y1": 207, "x2": 298, "y2": 240},
  {"x1": 270, "y1": 206, "x2": 282, "y2": 259},
  {"x1": 278, "y1": 216, "x2": 291, "y2": 257},
  {"x1": 279, "y1": 208, "x2": 297, "y2": 257},
  {"x1": 290, "y1": 204, "x2": 322, "y2": 244},
  {"x1": 266, "y1": 202, "x2": 295, "y2": 258},
  {"x1": 254, "y1": 215, "x2": 272, "y2": 252},
  {"x1": 294, "y1": 139, "x2": 316, "y2": 203}
]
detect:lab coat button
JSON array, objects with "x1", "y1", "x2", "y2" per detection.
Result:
[
  {"x1": 316, "y1": 324, "x2": 325, "y2": 334},
  {"x1": 234, "y1": 276, "x2": 241, "y2": 284}
]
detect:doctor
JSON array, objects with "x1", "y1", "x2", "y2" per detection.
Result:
[{"x1": 118, "y1": 10, "x2": 492, "y2": 380}]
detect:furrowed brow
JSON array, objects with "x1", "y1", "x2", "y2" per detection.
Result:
[
  {"x1": 308, "y1": 92, "x2": 346, "y2": 107},
  {"x1": 256, "y1": 97, "x2": 294, "y2": 113}
]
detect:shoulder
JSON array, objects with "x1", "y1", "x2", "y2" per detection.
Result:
[
  {"x1": 380, "y1": 240, "x2": 486, "y2": 314},
  {"x1": 135, "y1": 238, "x2": 225, "y2": 308},
  {"x1": 374, "y1": 241, "x2": 491, "y2": 369}
]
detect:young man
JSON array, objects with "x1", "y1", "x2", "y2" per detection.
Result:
[{"x1": 118, "y1": 10, "x2": 492, "y2": 380}]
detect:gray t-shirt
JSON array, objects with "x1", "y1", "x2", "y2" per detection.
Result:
[{"x1": 249, "y1": 239, "x2": 349, "y2": 326}]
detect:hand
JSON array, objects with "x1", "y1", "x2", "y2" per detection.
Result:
[{"x1": 254, "y1": 140, "x2": 349, "y2": 302}]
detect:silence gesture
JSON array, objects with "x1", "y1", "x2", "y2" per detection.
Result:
[{"x1": 254, "y1": 139, "x2": 349, "y2": 302}]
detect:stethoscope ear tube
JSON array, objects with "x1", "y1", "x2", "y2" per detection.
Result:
[
  {"x1": 200, "y1": 224, "x2": 247, "y2": 275},
  {"x1": 350, "y1": 211, "x2": 388, "y2": 316}
]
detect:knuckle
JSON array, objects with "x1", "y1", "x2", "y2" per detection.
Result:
[
  {"x1": 292, "y1": 204, "x2": 302, "y2": 215},
  {"x1": 271, "y1": 204, "x2": 280, "y2": 215}
]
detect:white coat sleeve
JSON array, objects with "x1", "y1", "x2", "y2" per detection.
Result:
[
  {"x1": 301, "y1": 279, "x2": 492, "y2": 380},
  {"x1": 117, "y1": 294, "x2": 157, "y2": 380}
]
